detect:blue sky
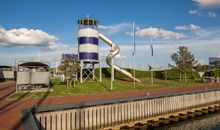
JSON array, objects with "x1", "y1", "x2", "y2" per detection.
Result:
[{"x1": 1, "y1": 0, "x2": 220, "y2": 70}]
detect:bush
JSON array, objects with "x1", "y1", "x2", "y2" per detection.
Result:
[
  {"x1": 166, "y1": 69, "x2": 197, "y2": 80},
  {"x1": 155, "y1": 71, "x2": 166, "y2": 79},
  {"x1": 167, "y1": 69, "x2": 179, "y2": 79},
  {"x1": 213, "y1": 70, "x2": 220, "y2": 77}
]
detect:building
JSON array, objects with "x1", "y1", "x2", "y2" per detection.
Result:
[
  {"x1": 209, "y1": 57, "x2": 220, "y2": 67},
  {"x1": 62, "y1": 54, "x2": 78, "y2": 61},
  {"x1": 0, "y1": 65, "x2": 14, "y2": 81},
  {"x1": 16, "y1": 61, "x2": 50, "y2": 92}
]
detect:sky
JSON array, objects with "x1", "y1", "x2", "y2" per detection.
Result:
[{"x1": 0, "y1": 0, "x2": 220, "y2": 70}]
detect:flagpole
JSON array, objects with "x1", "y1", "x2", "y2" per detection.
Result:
[
  {"x1": 133, "y1": 22, "x2": 136, "y2": 86},
  {"x1": 150, "y1": 38, "x2": 154, "y2": 84},
  {"x1": 150, "y1": 26, "x2": 154, "y2": 84}
]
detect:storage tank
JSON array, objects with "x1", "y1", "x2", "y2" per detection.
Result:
[{"x1": 78, "y1": 18, "x2": 99, "y2": 63}]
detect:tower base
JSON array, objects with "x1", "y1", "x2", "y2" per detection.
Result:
[{"x1": 80, "y1": 61, "x2": 102, "y2": 83}]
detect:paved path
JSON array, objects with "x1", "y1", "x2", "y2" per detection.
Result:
[{"x1": 0, "y1": 81, "x2": 220, "y2": 130}]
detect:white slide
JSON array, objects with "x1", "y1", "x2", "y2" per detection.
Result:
[{"x1": 99, "y1": 33, "x2": 141, "y2": 82}]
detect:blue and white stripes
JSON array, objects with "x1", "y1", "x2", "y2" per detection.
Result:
[
  {"x1": 78, "y1": 37, "x2": 98, "y2": 45},
  {"x1": 78, "y1": 28, "x2": 99, "y2": 61}
]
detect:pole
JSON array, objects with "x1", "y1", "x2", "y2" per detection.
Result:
[
  {"x1": 151, "y1": 54, "x2": 154, "y2": 84},
  {"x1": 15, "y1": 58, "x2": 17, "y2": 91},
  {"x1": 133, "y1": 22, "x2": 136, "y2": 86},
  {"x1": 150, "y1": 26, "x2": 154, "y2": 84},
  {"x1": 92, "y1": 64, "x2": 95, "y2": 80},
  {"x1": 99, "y1": 61, "x2": 102, "y2": 82},
  {"x1": 80, "y1": 60, "x2": 83, "y2": 83},
  {"x1": 55, "y1": 61, "x2": 58, "y2": 74},
  {"x1": 133, "y1": 53, "x2": 136, "y2": 86},
  {"x1": 150, "y1": 37, "x2": 154, "y2": 84},
  {"x1": 111, "y1": 44, "x2": 114, "y2": 90}
]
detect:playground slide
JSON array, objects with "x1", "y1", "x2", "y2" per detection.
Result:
[{"x1": 99, "y1": 33, "x2": 141, "y2": 82}]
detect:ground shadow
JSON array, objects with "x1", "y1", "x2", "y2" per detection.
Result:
[
  {"x1": 12, "y1": 88, "x2": 51, "y2": 130},
  {"x1": 102, "y1": 68, "x2": 111, "y2": 78},
  {"x1": 96, "y1": 81, "x2": 111, "y2": 91},
  {"x1": 0, "y1": 85, "x2": 12, "y2": 91},
  {"x1": 0, "y1": 90, "x2": 15, "y2": 101},
  {"x1": 0, "y1": 80, "x2": 6, "y2": 83},
  {"x1": 116, "y1": 77, "x2": 132, "y2": 82},
  {"x1": 0, "y1": 90, "x2": 31, "y2": 113}
]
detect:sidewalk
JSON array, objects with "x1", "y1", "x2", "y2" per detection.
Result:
[{"x1": 0, "y1": 81, "x2": 220, "y2": 130}]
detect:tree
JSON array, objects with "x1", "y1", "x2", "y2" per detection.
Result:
[
  {"x1": 169, "y1": 46, "x2": 198, "y2": 82},
  {"x1": 59, "y1": 59, "x2": 80, "y2": 87},
  {"x1": 213, "y1": 61, "x2": 220, "y2": 69}
]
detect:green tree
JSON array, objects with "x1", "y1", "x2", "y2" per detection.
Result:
[
  {"x1": 169, "y1": 46, "x2": 198, "y2": 82},
  {"x1": 59, "y1": 59, "x2": 80, "y2": 87},
  {"x1": 213, "y1": 61, "x2": 220, "y2": 69}
]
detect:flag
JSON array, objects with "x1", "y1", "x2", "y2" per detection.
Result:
[
  {"x1": 148, "y1": 64, "x2": 152, "y2": 70},
  {"x1": 150, "y1": 42, "x2": 153, "y2": 56},
  {"x1": 149, "y1": 26, "x2": 153, "y2": 57}
]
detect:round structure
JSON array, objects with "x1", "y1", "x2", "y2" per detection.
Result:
[{"x1": 78, "y1": 18, "x2": 99, "y2": 63}]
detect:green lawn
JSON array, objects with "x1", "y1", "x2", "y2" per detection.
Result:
[{"x1": 9, "y1": 77, "x2": 204, "y2": 99}]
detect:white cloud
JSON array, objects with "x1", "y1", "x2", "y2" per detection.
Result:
[
  {"x1": 115, "y1": 54, "x2": 127, "y2": 59},
  {"x1": 207, "y1": 11, "x2": 217, "y2": 17},
  {"x1": 189, "y1": 9, "x2": 201, "y2": 15},
  {"x1": 0, "y1": 27, "x2": 69, "y2": 50},
  {"x1": 99, "y1": 23, "x2": 131, "y2": 35},
  {"x1": 193, "y1": 29, "x2": 211, "y2": 37},
  {"x1": 192, "y1": 27, "x2": 220, "y2": 38},
  {"x1": 46, "y1": 42, "x2": 69, "y2": 50},
  {"x1": 135, "y1": 27, "x2": 185, "y2": 40},
  {"x1": 0, "y1": 45, "x2": 75, "y2": 67},
  {"x1": 189, "y1": 0, "x2": 218, "y2": 18},
  {"x1": 193, "y1": 0, "x2": 220, "y2": 8},
  {"x1": 0, "y1": 27, "x2": 56, "y2": 45},
  {"x1": 188, "y1": 9, "x2": 217, "y2": 18},
  {"x1": 175, "y1": 24, "x2": 200, "y2": 30}
]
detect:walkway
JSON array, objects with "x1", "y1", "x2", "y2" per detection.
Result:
[{"x1": 0, "y1": 81, "x2": 220, "y2": 130}]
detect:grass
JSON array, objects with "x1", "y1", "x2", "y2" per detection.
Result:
[{"x1": 9, "y1": 77, "x2": 204, "y2": 100}]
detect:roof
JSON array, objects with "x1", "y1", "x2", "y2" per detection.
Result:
[
  {"x1": 19, "y1": 62, "x2": 49, "y2": 68},
  {"x1": 0, "y1": 65, "x2": 12, "y2": 69}
]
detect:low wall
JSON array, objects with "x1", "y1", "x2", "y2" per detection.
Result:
[{"x1": 34, "y1": 89, "x2": 220, "y2": 130}]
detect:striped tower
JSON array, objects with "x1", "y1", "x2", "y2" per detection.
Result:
[
  {"x1": 78, "y1": 18, "x2": 102, "y2": 83},
  {"x1": 78, "y1": 28, "x2": 99, "y2": 62}
]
